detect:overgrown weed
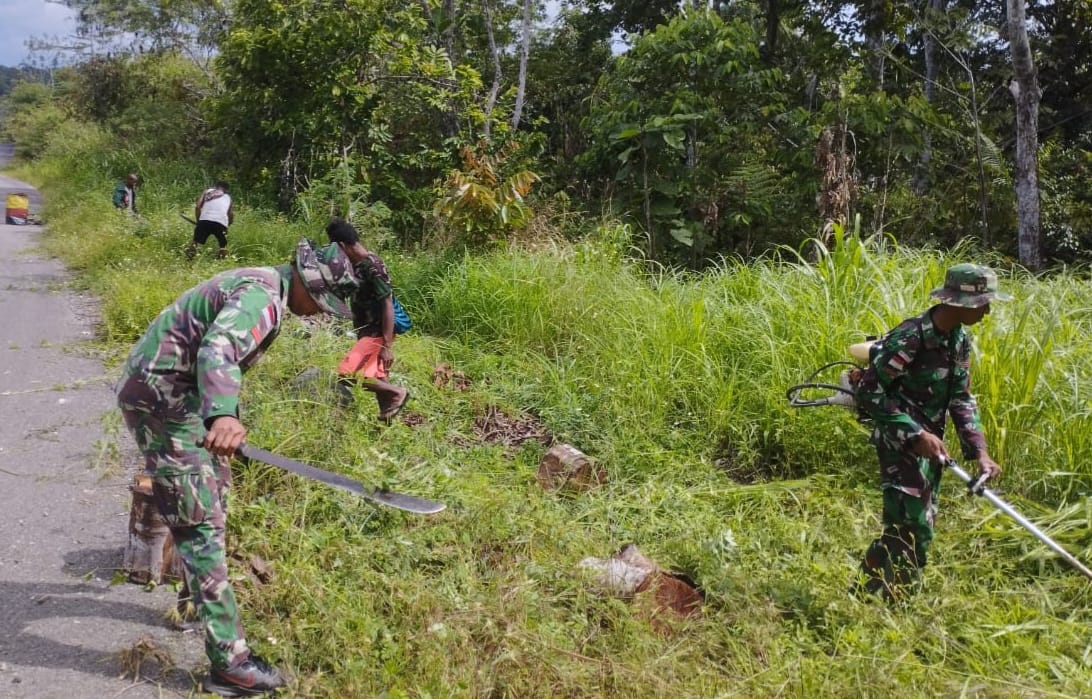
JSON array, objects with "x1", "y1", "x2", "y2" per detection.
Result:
[{"x1": 22, "y1": 143, "x2": 1092, "y2": 697}]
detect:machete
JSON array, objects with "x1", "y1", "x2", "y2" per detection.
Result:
[
  {"x1": 237, "y1": 444, "x2": 445, "y2": 515},
  {"x1": 179, "y1": 213, "x2": 197, "y2": 225}
]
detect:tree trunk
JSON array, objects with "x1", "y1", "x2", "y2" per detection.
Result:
[
  {"x1": 912, "y1": 0, "x2": 945, "y2": 195},
  {"x1": 762, "y1": 0, "x2": 780, "y2": 63},
  {"x1": 440, "y1": 0, "x2": 460, "y2": 138},
  {"x1": 122, "y1": 474, "x2": 184, "y2": 585},
  {"x1": 511, "y1": 0, "x2": 532, "y2": 130},
  {"x1": 863, "y1": 0, "x2": 887, "y2": 88},
  {"x1": 482, "y1": 0, "x2": 502, "y2": 140},
  {"x1": 1007, "y1": 0, "x2": 1042, "y2": 269}
]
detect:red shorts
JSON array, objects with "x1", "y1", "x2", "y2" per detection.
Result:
[{"x1": 337, "y1": 336, "x2": 390, "y2": 379}]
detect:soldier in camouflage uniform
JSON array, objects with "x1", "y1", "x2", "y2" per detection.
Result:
[
  {"x1": 115, "y1": 238, "x2": 358, "y2": 696},
  {"x1": 854, "y1": 263, "x2": 1010, "y2": 600}
]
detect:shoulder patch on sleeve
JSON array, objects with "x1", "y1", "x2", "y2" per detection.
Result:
[{"x1": 250, "y1": 304, "x2": 278, "y2": 343}]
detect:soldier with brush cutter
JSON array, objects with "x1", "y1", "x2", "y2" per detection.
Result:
[
  {"x1": 115, "y1": 238, "x2": 359, "y2": 696},
  {"x1": 853, "y1": 263, "x2": 1009, "y2": 600}
]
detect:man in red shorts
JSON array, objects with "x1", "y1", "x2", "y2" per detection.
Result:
[{"x1": 326, "y1": 218, "x2": 410, "y2": 421}]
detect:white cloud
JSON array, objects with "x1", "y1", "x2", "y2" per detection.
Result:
[{"x1": 0, "y1": 1, "x2": 78, "y2": 67}]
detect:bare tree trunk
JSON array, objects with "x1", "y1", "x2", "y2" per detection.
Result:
[
  {"x1": 1007, "y1": 0, "x2": 1042, "y2": 269},
  {"x1": 912, "y1": 0, "x2": 945, "y2": 195},
  {"x1": 642, "y1": 142, "x2": 654, "y2": 260},
  {"x1": 510, "y1": 0, "x2": 532, "y2": 130},
  {"x1": 864, "y1": 0, "x2": 886, "y2": 88},
  {"x1": 482, "y1": 0, "x2": 502, "y2": 140},
  {"x1": 440, "y1": 0, "x2": 460, "y2": 137},
  {"x1": 762, "y1": 0, "x2": 780, "y2": 63}
]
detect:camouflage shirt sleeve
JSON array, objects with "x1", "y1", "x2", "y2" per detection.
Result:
[
  {"x1": 947, "y1": 334, "x2": 987, "y2": 459},
  {"x1": 197, "y1": 283, "x2": 281, "y2": 422},
  {"x1": 857, "y1": 317, "x2": 926, "y2": 446}
]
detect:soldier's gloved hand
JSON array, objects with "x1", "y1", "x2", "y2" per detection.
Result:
[{"x1": 203, "y1": 416, "x2": 247, "y2": 458}]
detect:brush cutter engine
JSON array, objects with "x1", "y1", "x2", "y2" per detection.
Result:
[{"x1": 785, "y1": 340, "x2": 875, "y2": 422}]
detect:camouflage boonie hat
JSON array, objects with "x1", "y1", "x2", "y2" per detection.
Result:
[
  {"x1": 930, "y1": 263, "x2": 1012, "y2": 308},
  {"x1": 294, "y1": 238, "x2": 358, "y2": 317}
]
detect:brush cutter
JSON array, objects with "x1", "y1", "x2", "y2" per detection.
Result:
[
  {"x1": 943, "y1": 457, "x2": 1092, "y2": 581},
  {"x1": 787, "y1": 341, "x2": 1092, "y2": 582},
  {"x1": 785, "y1": 341, "x2": 875, "y2": 420}
]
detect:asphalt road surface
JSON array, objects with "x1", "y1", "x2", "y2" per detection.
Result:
[{"x1": 0, "y1": 146, "x2": 202, "y2": 698}]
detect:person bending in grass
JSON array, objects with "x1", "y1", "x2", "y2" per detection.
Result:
[
  {"x1": 186, "y1": 180, "x2": 235, "y2": 260},
  {"x1": 853, "y1": 263, "x2": 1009, "y2": 600},
  {"x1": 115, "y1": 238, "x2": 359, "y2": 697},
  {"x1": 325, "y1": 217, "x2": 410, "y2": 422}
]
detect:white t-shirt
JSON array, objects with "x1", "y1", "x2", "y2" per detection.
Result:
[{"x1": 198, "y1": 189, "x2": 232, "y2": 226}]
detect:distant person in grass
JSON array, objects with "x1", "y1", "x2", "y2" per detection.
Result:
[
  {"x1": 325, "y1": 217, "x2": 410, "y2": 422},
  {"x1": 187, "y1": 181, "x2": 235, "y2": 260},
  {"x1": 853, "y1": 263, "x2": 1009, "y2": 600},
  {"x1": 112, "y1": 172, "x2": 139, "y2": 213},
  {"x1": 115, "y1": 238, "x2": 360, "y2": 697}
]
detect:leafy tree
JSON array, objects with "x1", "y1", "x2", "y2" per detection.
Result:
[
  {"x1": 435, "y1": 142, "x2": 541, "y2": 246},
  {"x1": 522, "y1": 8, "x2": 614, "y2": 190},
  {"x1": 57, "y1": 0, "x2": 229, "y2": 59},
  {"x1": 581, "y1": 11, "x2": 800, "y2": 264},
  {"x1": 1030, "y1": 0, "x2": 1092, "y2": 145},
  {"x1": 1, "y1": 81, "x2": 65, "y2": 158},
  {"x1": 211, "y1": 0, "x2": 481, "y2": 235}
]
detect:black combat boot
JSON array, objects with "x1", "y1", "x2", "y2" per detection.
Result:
[
  {"x1": 201, "y1": 654, "x2": 285, "y2": 697},
  {"x1": 852, "y1": 538, "x2": 895, "y2": 601}
]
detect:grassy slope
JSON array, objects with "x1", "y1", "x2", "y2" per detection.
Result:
[{"x1": 17, "y1": 132, "x2": 1092, "y2": 698}]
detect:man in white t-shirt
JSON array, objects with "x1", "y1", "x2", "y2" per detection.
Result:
[{"x1": 186, "y1": 181, "x2": 235, "y2": 259}]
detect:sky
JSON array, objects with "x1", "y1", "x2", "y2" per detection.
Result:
[{"x1": 0, "y1": 0, "x2": 78, "y2": 68}]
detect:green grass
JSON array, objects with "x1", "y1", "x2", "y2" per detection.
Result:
[{"x1": 15, "y1": 138, "x2": 1092, "y2": 697}]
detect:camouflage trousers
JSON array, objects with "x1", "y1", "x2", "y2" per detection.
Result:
[
  {"x1": 859, "y1": 436, "x2": 943, "y2": 597},
  {"x1": 116, "y1": 374, "x2": 250, "y2": 670}
]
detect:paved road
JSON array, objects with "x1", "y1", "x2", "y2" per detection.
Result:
[{"x1": 0, "y1": 148, "x2": 201, "y2": 698}]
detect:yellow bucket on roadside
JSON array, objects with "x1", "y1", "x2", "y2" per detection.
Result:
[{"x1": 5, "y1": 193, "x2": 29, "y2": 225}]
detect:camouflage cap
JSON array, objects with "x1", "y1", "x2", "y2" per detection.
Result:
[
  {"x1": 293, "y1": 238, "x2": 358, "y2": 317},
  {"x1": 929, "y1": 263, "x2": 1013, "y2": 308}
]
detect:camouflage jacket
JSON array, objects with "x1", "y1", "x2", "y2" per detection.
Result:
[
  {"x1": 121, "y1": 265, "x2": 292, "y2": 423},
  {"x1": 349, "y1": 252, "x2": 393, "y2": 339},
  {"x1": 855, "y1": 306, "x2": 987, "y2": 459}
]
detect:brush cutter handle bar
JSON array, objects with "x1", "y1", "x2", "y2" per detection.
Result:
[
  {"x1": 967, "y1": 471, "x2": 991, "y2": 496},
  {"x1": 944, "y1": 458, "x2": 1092, "y2": 582}
]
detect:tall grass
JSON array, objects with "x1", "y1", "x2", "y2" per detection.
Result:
[{"x1": 16, "y1": 135, "x2": 1092, "y2": 697}]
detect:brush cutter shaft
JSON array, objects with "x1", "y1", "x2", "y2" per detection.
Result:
[{"x1": 945, "y1": 459, "x2": 1092, "y2": 581}]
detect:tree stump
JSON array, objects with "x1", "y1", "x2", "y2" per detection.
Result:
[
  {"x1": 122, "y1": 474, "x2": 184, "y2": 585},
  {"x1": 536, "y1": 444, "x2": 606, "y2": 491}
]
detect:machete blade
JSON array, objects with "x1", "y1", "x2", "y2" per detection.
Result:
[{"x1": 238, "y1": 444, "x2": 445, "y2": 515}]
